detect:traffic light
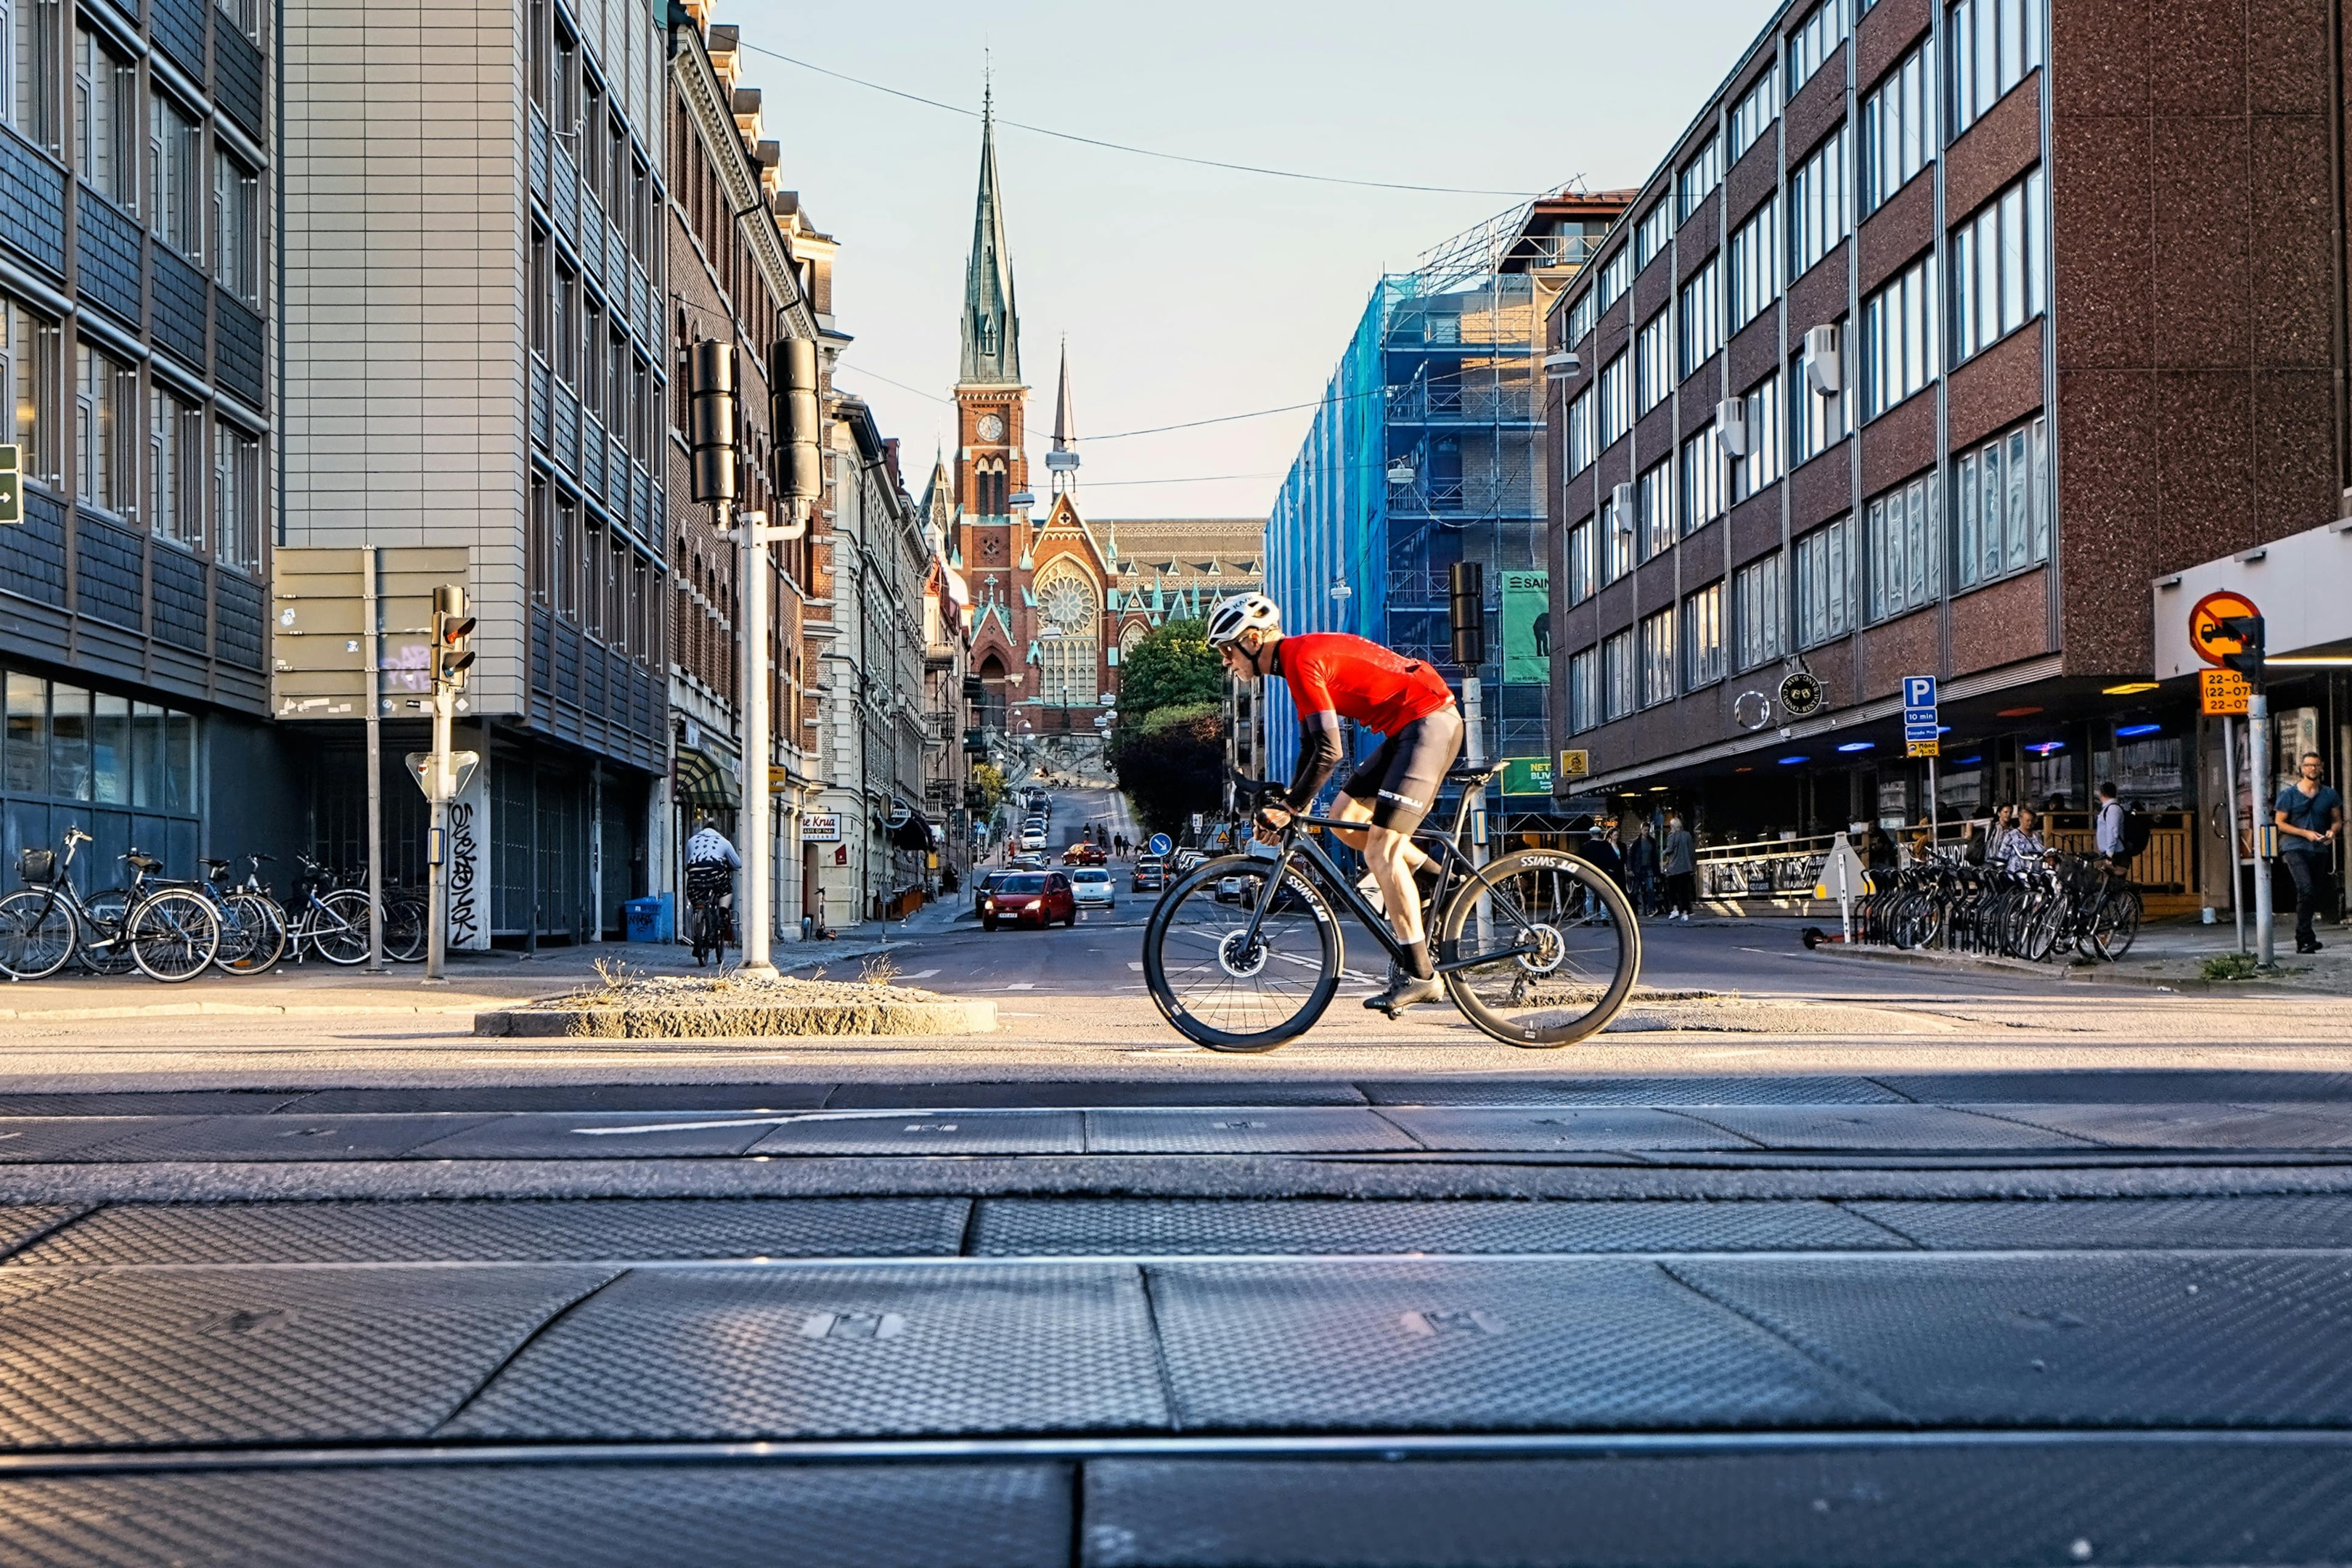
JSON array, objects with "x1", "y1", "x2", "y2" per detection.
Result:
[
  {"x1": 687, "y1": 340, "x2": 737, "y2": 504},
  {"x1": 431, "y1": 585, "x2": 476, "y2": 690},
  {"x1": 961, "y1": 674, "x2": 986, "y2": 703},
  {"x1": 771, "y1": 336, "x2": 821, "y2": 531},
  {"x1": 1448, "y1": 561, "x2": 1486, "y2": 668},
  {"x1": 2220, "y1": 614, "x2": 2266, "y2": 681}
]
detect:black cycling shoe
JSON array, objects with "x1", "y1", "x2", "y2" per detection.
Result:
[{"x1": 1363, "y1": 973, "x2": 1443, "y2": 1016}]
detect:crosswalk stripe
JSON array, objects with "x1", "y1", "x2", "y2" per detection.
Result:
[
  {"x1": 1005, "y1": 981, "x2": 1036, "y2": 990},
  {"x1": 899, "y1": 968, "x2": 940, "y2": 980},
  {"x1": 1127, "y1": 960, "x2": 1143, "y2": 971}
]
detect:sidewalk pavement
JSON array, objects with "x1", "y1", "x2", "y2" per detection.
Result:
[{"x1": 1808, "y1": 911, "x2": 2352, "y2": 992}]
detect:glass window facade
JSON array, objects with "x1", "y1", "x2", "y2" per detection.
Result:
[
  {"x1": 1639, "y1": 608, "x2": 1677, "y2": 708},
  {"x1": 1955, "y1": 414, "x2": 2050, "y2": 588},
  {"x1": 1683, "y1": 582, "x2": 1725, "y2": 689},
  {"x1": 1861, "y1": 38, "x2": 1935, "y2": 213},
  {"x1": 1950, "y1": 167, "x2": 2046, "y2": 364},
  {"x1": 1793, "y1": 515, "x2": 1856, "y2": 647},
  {"x1": 1678, "y1": 257, "x2": 1722, "y2": 376},
  {"x1": 1788, "y1": 126, "x2": 1850, "y2": 277},
  {"x1": 1948, "y1": 0, "x2": 2043, "y2": 138},
  {"x1": 1734, "y1": 553, "x2": 1785, "y2": 671},
  {"x1": 1861, "y1": 253, "x2": 1938, "y2": 420},
  {"x1": 1866, "y1": 470, "x2": 1940, "y2": 621}
]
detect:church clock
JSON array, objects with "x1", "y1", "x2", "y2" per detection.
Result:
[{"x1": 976, "y1": 412, "x2": 1006, "y2": 442}]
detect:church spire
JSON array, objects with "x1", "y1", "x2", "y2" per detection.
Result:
[
  {"x1": 1047, "y1": 336, "x2": 1079, "y2": 497},
  {"x1": 959, "y1": 81, "x2": 1021, "y2": 386}
]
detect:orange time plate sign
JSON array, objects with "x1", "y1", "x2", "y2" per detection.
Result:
[{"x1": 2201, "y1": 668, "x2": 2251, "y2": 716}]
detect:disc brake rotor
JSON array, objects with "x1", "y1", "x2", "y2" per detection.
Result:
[
  {"x1": 1217, "y1": 927, "x2": 1271, "y2": 979},
  {"x1": 1515, "y1": 923, "x2": 1567, "y2": 976}
]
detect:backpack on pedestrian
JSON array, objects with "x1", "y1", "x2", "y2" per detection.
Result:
[{"x1": 2120, "y1": 807, "x2": 2154, "y2": 864}]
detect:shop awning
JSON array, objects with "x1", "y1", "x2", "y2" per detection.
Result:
[
  {"x1": 887, "y1": 799, "x2": 939, "y2": 851},
  {"x1": 673, "y1": 745, "x2": 740, "y2": 812}
]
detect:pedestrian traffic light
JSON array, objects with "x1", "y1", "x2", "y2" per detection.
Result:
[
  {"x1": 771, "y1": 336, "x2": 820, "y2": 535},
  {"x1": 2220, "y1": 614, "x2": 2266, "y2": 681},
  {"x1": 1449, "y1": 561, "x2": 1486, "y2": 668},
  {"x1": 687, "y1": 340, "x2": 737, "y2": 504},
  {"x1": 431, "y1": 584, "x2": 476, "y2": 691}
]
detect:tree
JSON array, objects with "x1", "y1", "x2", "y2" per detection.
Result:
[
  {"x1": 1114, "y1": 618, "x2": 1222, "y2": 721},
  {"x1": 1112, "y1": 702, "x2": 1225, "y2": 838},
  {"x1": 971, "y1": 761, "x2": 1007, "y2": 816}
]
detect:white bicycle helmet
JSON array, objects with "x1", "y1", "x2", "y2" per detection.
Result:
[{"x1": 1206, "y1": 592, "x2": 1281, "y2": 648}]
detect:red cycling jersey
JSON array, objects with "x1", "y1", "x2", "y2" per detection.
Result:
[{"x1": 1275, "y1": 632, "x2": 1455, "y2": 736}]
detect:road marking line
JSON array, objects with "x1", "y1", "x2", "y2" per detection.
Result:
[
  {"x1": 899, "y1": 968, "x2": 940, "y2": 980},
  {"x1": 1128, "y1": 961, "x2": 1144, "y2": 971},
  {"x1": 1005, "y1": 982, "x2": 1035, "y2": 990}
]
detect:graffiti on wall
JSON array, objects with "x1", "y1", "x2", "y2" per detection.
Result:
[{"x1": 447, "y1": 800, "x2": 481, "y2": 947}]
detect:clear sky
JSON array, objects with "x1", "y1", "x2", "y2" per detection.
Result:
[{"x1": 746, "y1": 0, "x2": 1778, "y2": 520}]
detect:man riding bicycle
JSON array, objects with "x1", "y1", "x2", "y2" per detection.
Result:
[
  {"x1": 683, "y1": 820, "x2": 742, "y2": 959},
  {"x1": 1206, "y1": 592, "x2": 1463, "y2": 1013}
]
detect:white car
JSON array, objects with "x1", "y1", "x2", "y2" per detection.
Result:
[
  {"x1": 1020, "y1": 830, "x2": 1047, "y2": 852},
  {"x1": 1069, "y1": 867, "x2": 1115, "y2": 909},
  {"x1": 1215, "y1": 874, "x2": 1245, "y2": 903}
]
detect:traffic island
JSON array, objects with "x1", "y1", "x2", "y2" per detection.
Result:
[{"x1": 475, "y1": 968, "x2": 998, "y2": 1039}]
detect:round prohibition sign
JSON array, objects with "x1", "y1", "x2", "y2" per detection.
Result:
[{"x1": 2188, "y1": 589, "x2": 2261, "y2": 667}]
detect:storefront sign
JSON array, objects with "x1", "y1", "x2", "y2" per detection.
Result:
[
  {"x1": 2200, "y1": 668, "x2": 2251, "y2": 716},
  {"x1": 1500, "y1": 571, "x2": 1551, "y2": 684},
  {"x1": 1556, "y1": 749, "x2": 1591, "y2": 779},
  {"x1": 803, "y1": 812, "x2": 844, "y2": 843},
  {"x1": 1779, "y1": 671, "x2": 1825, "y2": 717}
]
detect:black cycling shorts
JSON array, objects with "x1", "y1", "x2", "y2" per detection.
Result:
[{"x1": 1340, "y1": 706, "x2": 1463, "y2": 833}]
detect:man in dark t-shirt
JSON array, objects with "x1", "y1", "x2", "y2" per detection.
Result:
[{"x1": 2275, "y1": 751, "x2": 2343, "y2": 954}]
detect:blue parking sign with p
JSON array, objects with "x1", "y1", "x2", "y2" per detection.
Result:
[{"x1": 1903, "y1": 676, "x2": 1937, "y2": 709}]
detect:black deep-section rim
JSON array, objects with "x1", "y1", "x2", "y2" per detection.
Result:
[{"x1": 1143, "y1": 854, "x2": 1339, "y2": 1053}]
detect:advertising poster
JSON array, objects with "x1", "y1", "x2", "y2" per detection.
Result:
[{"x1": 1500, "y1": 570, "x2": 1550, "y2": 684}]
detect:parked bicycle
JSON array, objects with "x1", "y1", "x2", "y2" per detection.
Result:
[
  {"x1": 0, "y1": 829, "x2": 221, "y2": 982},
  {"x1": 1841, "y1": 849, "x2": 2140, "y2": 963},
  {"x1": 1142, "y1": 766, "x2": 1641, "y2": 1052}
]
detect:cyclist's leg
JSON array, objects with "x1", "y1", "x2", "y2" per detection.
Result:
[{"x1": 1357, "y1": 710, "x2": 1463, "y2": 1009}]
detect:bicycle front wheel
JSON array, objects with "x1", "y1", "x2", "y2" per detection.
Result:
[
  {"x1": 2091, "y1": 888, "x2": 2141, "y2": 961},
  {"x1": 130, "y1": 889, "x2": 221, "y2": 981},
  {"x1": 1143, "y1": 854, "x2": 1339, "y2": 1052},
  {"x1": 309, "y1": 889, "x2": 375, "y2": 965},
  {"x1": 1437, "y1": 849, "x2": 1641, "y2": 1048},
  {"x1": 383, "y1": 896, "x2": 426, "y2": 963},
  {"x1": 219, "y1": 891, "x2": 288, "y2": 976},
  {"x1": 0, "y1": 890, "x2": 76, "y2": 980}
]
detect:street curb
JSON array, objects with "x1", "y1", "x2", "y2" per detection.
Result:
[
  {"x1": 1805, "y1": 939, "x2": 2343, "y2": 995},
  {"x1": 0, "y1": 1000, "x2": 496, "y2": 1021},
  {"x1": 475, "y1": 997, "x2": 1000, "y2": 1039}
]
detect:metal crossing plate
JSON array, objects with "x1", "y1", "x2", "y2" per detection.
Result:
[
  {"x1": 749, "y1": 1112, "x2": 1085, "y2": 1157},
  {"x1": 1967, "y1": 1103, "x2": 2352, "y2": 1151},
  {"x1": 1079, "y1": 1441, "x2": 2352, "y2": 1567},
  {"x1": 1675, "y1": 1105, "x2": 2094, "y2": 1151},
  {"x1": 1360, "y1": 1076, "x2": 1908, "y2": 1107},
  {"x1": 1143, "y1": 1259, "x2": 1897, "y2": 1432},
  {"x1": 973, "y1": 1199, "x2": 1911, "y2": 1257},
  {"x1": 0, "y1": 1118, "x2": 205, "y2": 1163},
  {"x1": 293, "y1": 1084, "x2": 836, "y2": 1115},
  {"x1": 1083, "y1": 1109, "x2": 1421, "y2": 1155},
  {"x1": 0, "y1": 1265, "x2": 618, "y2": 1448},
  {"x1": 1667, "y1": 1252, "x2": 2352, "y2": 1426},
  {"x1": 0, "y1": 1462, "x2": 1071, "y2": 1568},
  {"x1": 0, "y1": 1207, "x2": 83, "y2": 1262},
  {"x1": 443, "y1": 1264, "x2": 1169, "y2": 1440},
  {"x1": 1850, "y1": 1196, "x2": 2352, "y2": 1251},
  {"x1": 59, "y1": 1115, "x2": 509, "y2": 1164},
  {"x1": 1379, "y1": 1106, "x2": 1760, "y2": 1152},
  {"x1": 7, "y1": 1199, "x2": 973, "y2": 1267},
  {"x1": 401, "y1": 1113, "x2": 784, "y2": 1159}
]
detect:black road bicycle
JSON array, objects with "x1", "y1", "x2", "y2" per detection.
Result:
[
  {"x1": 686, "y1": 862, "x2": 735, "y2": 967},
  {"x1": 0, "y1": 828, "x2": 221, "y2": 981},
  {"x1": 1141, "y1": 767, "x2": 1641, "y2": 1053}
]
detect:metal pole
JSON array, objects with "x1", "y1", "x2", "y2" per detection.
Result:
[
  {"x1": 424, "y1": 684, "x2": 452, "y2": 983},
  {"x1": 360, "y1": 547, "x2": 386, "y2": 973},
  {"x1": 1463, "y1": 673, "x2": 1490, "y2": 947},
  {"x1": 2222, "y1": 714, "x2": 2244, "y2": 954},
  {"x1": 738, "y1": 498, "x2": 774, "y2": 973},
  {"x1": 2250, "y1": 690, "x2": 2275, "y2": 967},
  {"x1": 1927, "y1": 754, "x2": 1940, "y2": 854}
]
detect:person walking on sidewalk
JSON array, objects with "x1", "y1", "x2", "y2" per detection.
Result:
[
  {"x1": 1624, "y1": 821, "x2": 1660, "y2": 918},
  {"x1": 2275, "y1": 751, "x2": 2343, "y2": 955},
  {"x1": 1659, "y1": 814, "x2": 1697, "y2": 922},
  {"x1": 2094, "y1": 782, "x2": 2127, "y2": 862}
]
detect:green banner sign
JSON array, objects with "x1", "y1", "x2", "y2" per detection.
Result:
[
  {"x1": 1499, "y1": 756, "x2": 1553, "y2": 796},
  {"x1": 1500, "y1": 569, "x2": 1549, "y2": 684}
]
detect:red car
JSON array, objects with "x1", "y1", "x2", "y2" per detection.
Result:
[
  {"x1": 1062, "y1": 842, "x2": 1106, "y2": 866},
  {"x1": 981, "y1": 870, "x2": 1077, "y2": 930}
]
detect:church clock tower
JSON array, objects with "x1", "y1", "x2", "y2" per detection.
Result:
[{"x1": 955, "y1": 87, "x2": 1026, "y2": 566}]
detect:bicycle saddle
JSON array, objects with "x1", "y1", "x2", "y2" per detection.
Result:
[
  {"x1": 123, "y1": 851, "x2": 163, "y2": 873},
  {"x1": 198, "y1": 857, "x2": 230, "y2": 872}
]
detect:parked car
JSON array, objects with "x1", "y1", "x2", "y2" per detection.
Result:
[
  {"x1": 1062, "y1": 842, "x2": 1105, "y2": 866},
  {"x1": 1008, "y1": 852, "x2": 1047, "y2": 871},
  {"x1": 1019, "y1": 830, "x2": 1047, "y2": 852},
  {"x1": 1215, "y1": 873, "x2": 1246, "y2": 903},
  {"x1": 981, "y1": 871, "x2": 1076, "y2": 930},
  {"x1": 1131, "y1": 857, "x2": 1165, "y2": 892},
  {"x1": 1174, "y1": 849, "x2": 1207, "y2": 874},
  {"x1": 971, "y1": 869, "x2": 1008, "y2": 919},
  {"x1": 1069, "y1": 867, "x2": 1115, "y2": 909}
]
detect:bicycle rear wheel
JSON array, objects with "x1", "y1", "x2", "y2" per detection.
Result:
[
  {"x1": 130, "y1": 888, "x2": 221, "y2": 981},
  {"x1": 0, "y1": 890, "x2": 76, "y2": 980},
  {"x1": 309, "y1": 889, "x2": 374, "y2": 965},
  {"x1": 1437, "y1": 849, "x2": 1641, "y2": 1048},
  {"x1": 219, "y1": 891, "x2": 288, "y2": 976},
  {"x1": 1143, "y1": 854, "x2": 1339, "y2": 1052},
  {"x1": 2091, "y1": 887, "x2": 2141, "y2": 961},
  {"x1": 383, "y1": 896, "x2": 426, "y2": 963}
]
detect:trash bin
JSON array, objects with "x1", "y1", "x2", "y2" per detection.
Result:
[{"x1": 623, "y1": 894, "x2": 671, "y2": 944}]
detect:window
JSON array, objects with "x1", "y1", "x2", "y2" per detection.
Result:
[
  {"x1": 1861, "y1": 253, "x2": 1938, "y2": 419},
  {"x1": 1683, "y1": 583, "x2": 1725, "y2": 688},
  {"x1": 1790, "y1": 325, "x2": 1851, "y2": 462},
  {"x1": 1956, "y1": 414, "x2": 2050, "y2": 588},
  {"x1": 1636, "y1": 309, "x2": 1673, "y2": 413},
  {"x1": 150, "y1": 383, "x2": 203, "y2": 550},
  {"x1": 1734, "y1": 553, "x2": 1786, "y2": 671},
  {"x1": 581, "y1": 302, "x2": 605, "y2": 420},
  {"x1": 553, "y1": 264, "x2": 579, "y2": 385},
  {"x1": 1861, "y1": 38, "x2": 1934, "y2": 213},
  {"x1": 1677, "y1": 137, "x2": 1722, "y2": 220},
  {"x1": 212, "y1": 420, "x2": 261, "y2": 571},
  {"x1": 1564, "y1": 385, "x2": 1594, "y2": 475},
  {"x1": 1567, "y1": 515, "x2": 1595, "y2": 603},
  {"x1": 1636, "y1": 459, "x2": 1673, "y2": 560},
  {"x1": 1734, "y1": 372, "x2": 1785, "y2": 500},
  {"x1": 1604, "y1": 487, "x2": 1634, "y2": 584},
  {"x1": 1639, "y1": 609, "x2": 1676, "y2": 708},
  {"x1": 1569, "y1": 645, "x2": 1600, "y2": 732},
  {"x1": 1866, "y1": 470, "x2": 1940, "y2": 621},
  {"x1": 1567, "y1": 288, "x2": 1596, "y2": 347},
  {"x1": 150, "y1": 94, "x2": 202, "y2": 261},
  {"x1": 1793, "y1": 515, "x2": 1856, "y2": 647},
  {"x1": 1598, "y1": 247, "x2": 1633, "y2": 311},
  {"x1": 218, "y1": 0, "x2": 261, "y2": 46},
  {"x1": 1635, "y1": 201, "x2": 1672, "y2": 269},
  {"x1": 5, "y1": 0, "x2": 62, "y2": 152},
  {"x1": 528, "y1": 227, "x2": 549, "y2": 360},
  {"x1": 1727, "y1": 203, "x2": 1779, "y2": 330},
  {"x1": 1787, "y1": 0, "x2": 1849, "y2": 91},
  {"x1": 1678, "y1": 256, "x2": 1721, "y2": 375},
  {"x1": 1950, "y1": 166, "x2": 2046, "y2": 363},
  {"x1": 1679, "y1": 425, "x2": 1723, "y2": 533},
  {"x1": 1949, "y1": 0, "x2": 2043, "y2": 138},
  {"x1": 1603, "y1": 629, "x2": 1636, "y2": 721},
  {"x1": 76, "y1": 343, "x2": 136, "y2": 518},
  {"x1": 1596, "y1": 351, "x2": 1631, "y2": 449},
  {"x1": 213, "y1": 152, "x2": 262, "y2": 309},
  {"x1": 1788, "y1": 127, "x2": 1850, "y2": 277},
  {"x1": 1, "y1": 296, "x2": 60, "y2": 484},
  {"x1": 1730, "y1": 64, "x2": 1779, "y2": 159},
  {"x1": 73, "y1": 26, "x2": 136, "y2": 209}
]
